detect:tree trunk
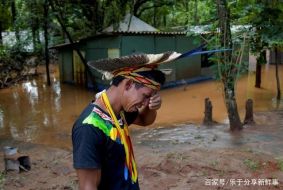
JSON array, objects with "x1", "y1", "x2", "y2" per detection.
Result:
[
  {"x1": 244, "y1": 99, "x2": 255, "y2": 125},
  {"x1": 11, "y1": 0, "x2": 20, "y2": 42},
  {"x1": 255, "y1": 62, "x2": 261, "y2": 88},
  {"x1": 185, "y1": 1, "x2": 189, "y2": 25},
  {"x1": 203, "y1": 98, "x2": 214, "y2": 125},
  {"x1": 255, "y1": 50, "x2": 265, "y2": 88},
  {"x1": 31, "y1": 1, "x2": 39, "y2": 52},
  {"x1": 194, "y1": 0, "x2": 198, "y2": 25},
  {"x1": 32, "y1": 28, "x2": 37, "y2": 51},
  {"x1": 153, "y1": 1, "x2": 156, "y2": 27},
  {"x1": 0, "y1": 22, "x2": 3, "y2": 45},
  {"x1": 217, "y1": 0, "x2": 232, "y2": 53},
  {"x1": 50, "y1": 0, "x2": 96, "y2": 89},
  {"x1": 44, "y1": 0, "x2": 51, "y2": 86},
  {"x1": 163, "y1": 15, "x2": 166, "y2": 27},
  {"x1": 224, "y1": 88, "x2": 243, "y2": 130},
  {"x1": 275, "y1": 47, "x2": 281, "y2": 100},
  {"x1": 217, "y1": 0, "x2": 242, "y2": 130},
  {"x1": 92, "y1": 0, "x2": 102, "y2": 32}
]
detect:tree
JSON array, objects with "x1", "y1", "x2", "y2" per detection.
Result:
[
  {"x1": 11, "y1": 0, "x2": 20, "y2": 42},
  {"x1": 13, "y1": 0, "x2": 45, "y2": 53},
  {"x1": 234, "y1": 0, "x2": 283, "y2": 92},
  {"x1": 216, "y1": 0, "x2": 243, "y2": 130},
  {"x1": 44, "y1": 0, "x2": 51, "y2": 86},
  {"x1": 274, "y1": 46, "x2": 281, "y2": 100},
  {"x1": 49, "y1": 0, "x2": 98, "y2": 88},
  {"x1": 0, "y1": 1, "x2": 12, "y2": 45},
  {"x1": 132, "y1": 0, "x2": 174, "y2": 28}
]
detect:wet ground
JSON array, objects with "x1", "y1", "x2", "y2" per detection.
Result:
[{"x1": 133, "y1": 110, "x2": 283, "y2": 158}]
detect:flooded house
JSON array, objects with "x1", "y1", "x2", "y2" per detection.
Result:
[{"x1": 51, "y1": 14, "x2": 206, "y2": 90}]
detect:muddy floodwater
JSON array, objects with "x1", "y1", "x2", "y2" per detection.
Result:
[{"x1": 0, "y1": 64, "x2": 282, "y2": 149}]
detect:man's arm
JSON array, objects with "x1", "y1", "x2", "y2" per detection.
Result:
[
  {"x1": 73, "y1": 124, "x2": 104, "y2": 190},
  {"x1": 77, "y1": 168, "x2": 101, "y2": 190},
  {"x1": 133, "y1": 92, "x2": 161, "y2": 126}
]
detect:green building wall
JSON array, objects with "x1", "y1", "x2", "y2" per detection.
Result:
[
  {"x1": 59, "y1": 49, "x2": 73, "y2": 84},
  {"x1": 58, "y1": 34, "x2": 201, "y2": 90},
  {"x1": 120, "y1": 35, "x2": 201, "y2": 83}
]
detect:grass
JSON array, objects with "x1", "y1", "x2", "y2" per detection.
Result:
[
  {"x1": 241, "y1": 148, "x2": 253, "y2": 153},
  {"x1": 210, "y1": 160, "x2": 219, "y2": 167},
  {"x1": 218, "y1": 170, "x2": 225, "y2": 177},
  {"x1": 201, "y1": 171, "x2": 208, "y2": 177},
  {"x1": 166, "y1": 152, "x2": 187, "y2": 161},
  {"x1": 276, "y1": 159, "x2": 283, "y2": 171},
  {"x1": 66, "y1": 179, "x2": 78, "y2": 190},
  {"x1": 0, "y1": 172, "x2": 5, "y2": 190},
  {"x1": 243, "y1": 159, "x2": 260, "y2": 171}
]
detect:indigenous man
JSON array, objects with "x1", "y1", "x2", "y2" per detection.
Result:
[{"x1": 72, "y1": 52, "x2": 180, "y2": 190}]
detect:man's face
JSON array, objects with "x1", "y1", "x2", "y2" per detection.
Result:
[{"x1": 122, "y1": 82, "x2": 155, "y2": 112}]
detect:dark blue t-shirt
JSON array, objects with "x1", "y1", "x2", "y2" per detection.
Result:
[{"x1": 72, "y1": 103, "x2": 139, "y2": 190}]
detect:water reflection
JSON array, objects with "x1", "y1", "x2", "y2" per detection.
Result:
[
  {"x1": 0, "y1": 107, "x2": 3, "y2": 129},
  {"x1": 53, "y1": 82, "x2": 61, "y2": 112},
  {"x1": 272, "y1": 98, "x2": 283, "y2": 109},
  {"x1": 10, "y1": 123, "x2": 19, "y2": 139},
  {"x1": 22, "y1": 81, "x2": 39, "y2": 107},
  {"x1": 155, "y1": 65, "x2": 283, "y2": 125},
  {"x1": 0, "y1": 66, "x2": 94, "y2": 149}
]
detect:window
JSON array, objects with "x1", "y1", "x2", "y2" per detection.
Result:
[{"x1": 108, "y1": 48, "x2": 120, "y2": 58}]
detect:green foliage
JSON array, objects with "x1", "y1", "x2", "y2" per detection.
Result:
[
  {"x1": 51, "y1": 1, "x2": 94, "y2": 40},
  {"x1": 0, "y1": 1, "x2": 12, "y2": 31},
  {"x1": 103, "y1": 0, "x2": 128, "y2": 30},
  {"x1": 138, "y1": 0, "x2": 217, "y2": 30},
  {"x1": 277, "y1": 159, "x2": 283, "y2": 171},
  {"x1": 0, "y1": 45, "x2": 8, "y2": 58},
  {"x1": 1, "y1": 0, "x2": 283, "y2": 61},
  {"x1": 232, "y1": 0, "x2": 283, "y2": 52},
  {"x1": 0, "y1": 171, "x2": 5, "y2": 189},
  {"x1": 210, "y1": 160, "x2": 219, "y2": 167},
  {"x1": 204, "y1": 29, "x2": 249, "y2": 84},
  {"x1": 243, "y1": 159, "x2": 260, "y2": 171}
]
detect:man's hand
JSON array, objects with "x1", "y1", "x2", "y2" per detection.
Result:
[
  {"x1": 148, "y1": 92, "x2": 162, "y2": 110},
  {"x1": 133, "y1": 92, "x2": 162, "y2": 126}
]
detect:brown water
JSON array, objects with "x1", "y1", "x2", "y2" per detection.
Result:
[
  {"x1": 0, "y1": 64, "x2": 282, "y2": 149},
  {"x1": 0, "y1": 66, "x2": 94, "y2": 149},
  {"x1": 156, "y1": 64, "x2": 283, "y2": 126}
]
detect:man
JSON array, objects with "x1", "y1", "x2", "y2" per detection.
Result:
[{"x1": 72, "y1": 52, "x2": 180, "y2": 190}]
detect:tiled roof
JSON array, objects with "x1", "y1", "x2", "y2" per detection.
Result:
[{"x1": 108, "y1": 31, "x2": 187, "y2": 35}]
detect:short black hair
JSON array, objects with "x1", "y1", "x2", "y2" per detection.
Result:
[{"x1": 111, "y1": 70, "x2": 166, "y2": 87}]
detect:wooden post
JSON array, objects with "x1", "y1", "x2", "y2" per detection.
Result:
[
  {"x1": 244, "y1": 99, "x2": 255, "y2": 125},
  {"x1": 203, "y1": 98, "x2": 214, "y2": 126}
]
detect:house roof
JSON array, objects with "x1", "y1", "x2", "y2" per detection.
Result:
[
  {"x1": 50, "y1": 31, "x2": 188, "y2": 49},
  {"x1": 102, "y1": 14, "x2": 158, "y2": 32},
  {"x1": 102, "y1": 31, "x2": 187, "y2": 35},
  {"x1": 50, "y1": 14, "x2": 188, "y2": 49},
  {"x1": 50, "y1": 41, "x2": 80, "y2": 49}
]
